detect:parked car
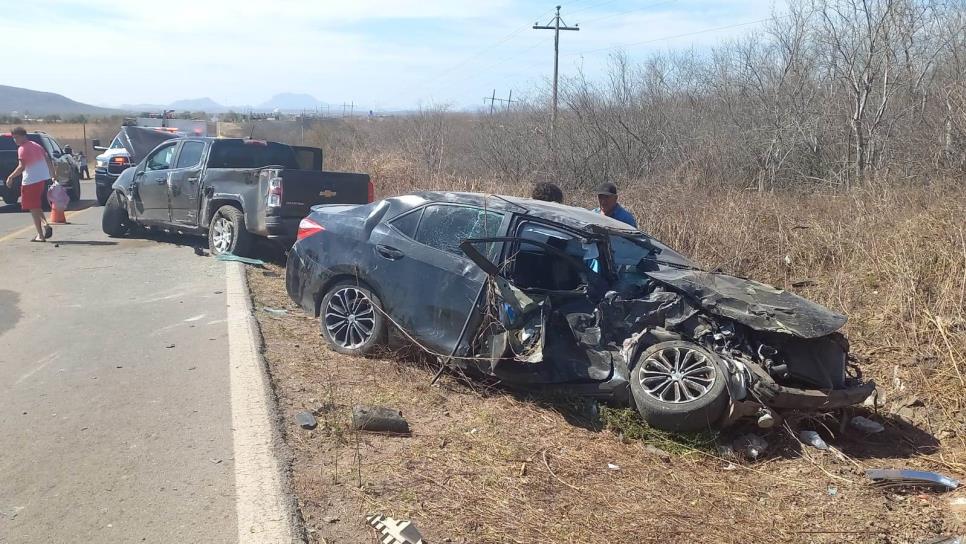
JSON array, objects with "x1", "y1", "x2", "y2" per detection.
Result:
[
  {"x1": 92, "y1": 126, "x2": 181, "y2": 205},
  {"x1": 286, "y1": 192, "x2": 875, "y2": 432},
  {"x1": 0, "y1": 131, "x2": 81, "y2": 207},
  {"x1": 101, "y1": 137, "x2": 372, "y2": 256}
]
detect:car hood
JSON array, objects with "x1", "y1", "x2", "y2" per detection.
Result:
[{"x1": 644, "y1": 269, "x2": 846, "y2": 338}]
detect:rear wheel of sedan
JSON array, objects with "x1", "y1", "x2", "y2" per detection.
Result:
[
  {"x1": 208, "y1": 205, "x2": 252, "y2": 257},
  {"x1": 319, "y1": 281, "x2": 386, "y2": 356},
  {"x1": 629, "y1": 341, "x2": 729, "y2": 432}
]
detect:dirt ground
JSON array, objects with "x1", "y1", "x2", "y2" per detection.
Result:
[{"x1": 247, "y1": 263, "x2": 965, "y2": 544}]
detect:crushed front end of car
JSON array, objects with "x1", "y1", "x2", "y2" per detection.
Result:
[{"x1": 460, "y1": 228, "x2": 875, "y2": 432}]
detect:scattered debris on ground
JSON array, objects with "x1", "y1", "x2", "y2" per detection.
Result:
[
  {"x1": 866, "y1": 469, "x2": 960, "y2": 492},
  {"x1": 351, "y1": 405, "x2": 410, "y2": 435},
  {"x1": 366, "y1": 514, "x2": 426, "y2": 544},
  {"x1": 295, "y1": 411, "x2": 317, "y2": 430},
  {"x1": 851, "y1": 415, "x2": 886, "y2": 434},
  {"x1": 800, "y1": 430, "x2": 829, "y2": 450}
]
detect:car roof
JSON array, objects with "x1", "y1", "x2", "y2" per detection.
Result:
[{"x1": 405, "y1": 191, "x2": 639, "y2": 233}]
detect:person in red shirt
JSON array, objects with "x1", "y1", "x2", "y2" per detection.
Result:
[{"x1": 5, "y1": 127, "x2": 55, "y2": 241}]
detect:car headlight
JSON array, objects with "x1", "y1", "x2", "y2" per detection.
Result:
[{"x1": 96, "y1": 159, "x2": 106, "y2": 168}]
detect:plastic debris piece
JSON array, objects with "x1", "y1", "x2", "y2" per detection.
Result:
[
  {"x1": 263, "y1": 307, "x2": 288, "y2": 317},
  {"x1": 851, "y1": 416, "x2": 885, "y2": 434},
  {"x1": 351, "y1": 405, "x2": 410, "y2": 435},
  {"x1": 733, "y1": 433, "x2": 768, "y2": 460},
  {"x1": 366, "y1": 513, "x2": 425, "y2": 544},
  {"x1": 607, "y1": 463, "x2": 620, "y2": 470},
  {"x1": 296, "y1": 411, "x2": 317, "y2": 430},
  {"x1": 214, "y1": 254, "x2": 266, "y2": 266},
  {"x1": 827, "y1": 485, "x2": 838, "y2": 497},
  {"x1": 866, "y1": 469, "x2": 960, "y2": 492},
  {"x1": 799, "y1": 430, "x2": 829, "y2": 450}
]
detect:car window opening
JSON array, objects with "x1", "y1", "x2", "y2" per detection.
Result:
[{"x1": 509, "y1": 223, "x2": 595, "y2": 292}]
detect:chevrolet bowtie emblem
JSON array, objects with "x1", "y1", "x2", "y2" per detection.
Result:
[{"x1": 319, "y1": 189, "x2": 338, "y2": 198}]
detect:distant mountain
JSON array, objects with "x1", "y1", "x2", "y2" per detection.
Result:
[
  {"x1": 0, "y1": 84, "x2": 118, "y2": 116},
  {"x1": 257, "y1": 93, "x2": 325, "y2": 112},
  {"x1": 169, "y1": 97, "x2": 227, "y2": 112}
]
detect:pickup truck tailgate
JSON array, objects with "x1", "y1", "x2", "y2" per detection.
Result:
[{"x1": 280, "y1": 170, "x2": 371, "y2": 218}]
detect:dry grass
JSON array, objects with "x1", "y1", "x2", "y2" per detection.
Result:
[
  {"x1": 0, "y1": 122, "x2": 122, "y2": 156},
  {"x1": 248, "y1": 169, "x2": 965, "y2": 543}
]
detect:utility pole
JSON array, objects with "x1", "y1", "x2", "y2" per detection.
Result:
[
  {"x1": 533, "y1": 5, "x2": 579, "y2": 145},
  {"x1": 484, "y1": 90, "x2": 516, "y2": 113},
  {"x1": 484, "y1": 89, "x2": 497, "y2": 114}
]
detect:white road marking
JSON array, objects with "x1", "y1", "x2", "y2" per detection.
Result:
[
  {"x1": 184, "y1": 314, "x2": 206, "y2": 322},
  {"x1": 14, "y1": 352, "x2": 60, "y2": 386},
  {"x1": 225, "y1": 262, "x2": 296, "y2": 543}
]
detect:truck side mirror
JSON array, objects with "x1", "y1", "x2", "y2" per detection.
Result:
[{"x1": 91, "y1": 139, "x2": 100, "y2": 147}]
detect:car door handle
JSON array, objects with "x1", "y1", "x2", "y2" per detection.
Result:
[
  {"x1": 376, "y1": 245, "x2": 404, "y2": 260},
  {"x1": 187, "y1": 177, "x2": 199, "y2": 183}
]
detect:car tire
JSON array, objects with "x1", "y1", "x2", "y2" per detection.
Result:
[
  {"x1": 629, "y1": 340, "x2": 729, "y2": 432},
  {"x1": 319, "y1": 280, "x2": 387, "y2": 356},
  {"x1": 102, "y1": 191, "x2": 130, "y2": 237},
  {"x1": 95, "y1": 185, "x2": 111, "y2": 206},
  {"x1": 208, "y1": 205, "x2": 252, "y2": 257}
]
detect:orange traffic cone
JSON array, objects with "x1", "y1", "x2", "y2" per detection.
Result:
[{"x1": 50, "y1": 201, "x2": 67, "y2": 224}]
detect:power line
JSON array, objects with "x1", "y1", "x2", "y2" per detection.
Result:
[
  {"x1": 573, "y1": 17, "x2": 774, "y2": 56},
  {"x1": 578, "y1": 0, "x2": 676, "y2": 25},
  {"x1": 397, "y1": 7, "x2": 556, "y2": 99}
]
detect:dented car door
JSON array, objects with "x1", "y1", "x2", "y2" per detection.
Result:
[{"x1": 460, "y1": 221, "x2": 617, "y2": 385}]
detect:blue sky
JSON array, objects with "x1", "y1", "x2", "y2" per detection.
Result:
[{"x1": 0, "y1": 0, "x2": 782, "y2": 111}]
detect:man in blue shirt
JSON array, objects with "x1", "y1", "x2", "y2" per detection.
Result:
[{"x1": 592, "y1": 181, "x2": 637, "y2": 228}]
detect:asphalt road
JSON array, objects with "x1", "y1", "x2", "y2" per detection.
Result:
[{"x1": 0, "y1": 181, "x2": 238, "y2": 543}]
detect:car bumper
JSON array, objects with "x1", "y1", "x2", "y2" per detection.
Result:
[
  {"x1": 265, "y1": 216, "x2": 300, "y2": 246},
  {"x1": 753, "y1": 380, "x2": 876, "y2": 411},
  {"x1": 286, "y1": 245, "x2": 319, "y2": 314},
  {"x1": 94, "y1": 169, "x2": 118, "y2": 186}
]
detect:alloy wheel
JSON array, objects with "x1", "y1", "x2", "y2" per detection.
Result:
[
  {"x1": 639, "y1": 345, "x2": 717, "y2": 404},
  {"x1": 324, "y1": 287, "x2": 376, "y2": 349},
  {"x1": 211, "y1": 216, "x2": 234, "y2": 253}
]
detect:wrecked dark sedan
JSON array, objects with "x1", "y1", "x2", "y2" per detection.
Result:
[{"x1": 286, "y1": 192, "x2": 875, "y2": 431}]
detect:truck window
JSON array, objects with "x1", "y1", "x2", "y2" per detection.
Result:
[
  {"x1": 176, "y1": 141, "x2": 205, "y2": 169},
  {"x1": 146, "y1": 143, "x2": 176, "y2": 171},
  {"x1": 207, "y1": 140, "x2": 299, "y2": 169}
]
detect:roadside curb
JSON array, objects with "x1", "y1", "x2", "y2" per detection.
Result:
[{"x1": 226, "y1": 261, "x2": 303, "y2": 544}]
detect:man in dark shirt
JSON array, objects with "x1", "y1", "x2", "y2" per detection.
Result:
[{"x1": 592, "y1": 181, "x2": 637, "y2": 228}]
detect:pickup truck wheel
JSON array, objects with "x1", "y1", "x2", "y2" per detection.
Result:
[
  {"x1": 208, "y1": 205, "x2": 252, "y2": 257},
  {"x1": 320, "y1": 281, "x2": 386, "y2": 356},
  {"x1": 102, "y1": 192, "x2": 130, "y2": 237},
  {"x1": 629, "y1": 341, "x2": 729, "y2": 432},
  {"x1": 95, "y1": 185, "x2": 111, "y2": 206}
]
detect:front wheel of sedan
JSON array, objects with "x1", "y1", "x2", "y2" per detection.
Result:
[
  {"x1": 629, "y1": 341, "x2": 729, "y2": 432},
  {"x1": 319, "y1": 281, "x2": 387, "y2": 356}
]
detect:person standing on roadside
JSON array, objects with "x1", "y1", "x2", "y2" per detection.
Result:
[
  {"x1": 592, "y1": 181, "x2": 637, "y2": 228},
  {"x1": 78, "y1": 150, "x2": 89, "y2": 179},
  {"x1": 5, "y1": 127, "x2": 54, "y2": 242}
]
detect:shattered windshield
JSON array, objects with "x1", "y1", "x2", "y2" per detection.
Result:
[{"x1": 610, "y1": 234, "x2": 698, "y2": 273}]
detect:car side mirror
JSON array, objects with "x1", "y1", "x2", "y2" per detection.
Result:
[{"x1": 91, "y1": 139, "x2": 100, "y2": 147}]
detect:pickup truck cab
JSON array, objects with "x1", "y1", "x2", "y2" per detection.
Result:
[
  {"x1": 101, "y1": 137, "x2": 372, "y2": 257},
  {"x1": 92, "y1": 126, "x2": 182, "y2": 205}
]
